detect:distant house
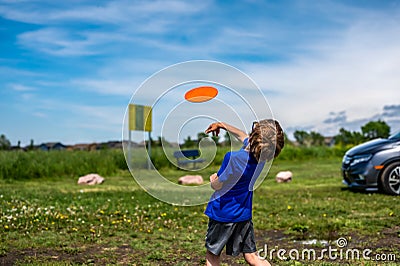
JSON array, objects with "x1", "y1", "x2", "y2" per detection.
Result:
[
  {"x1": 324, "y1": 137, "x2": 336, "y2": 147},
  {"x1": 69, "y1": 143, "x2": 98, "y2": 151},
  {"x1": 104, "y1": 141, "x2": 123, "y2": 149},
  {"x1": 38, "y1": 142, "x2": 67, "y2": 151},
  {"x1": 10, "y1": 146, "x2": 26, "y2": 151},
  {"x1": 68, "y1": 143, "x2": 90, "y2": 151},
  {"x1": 121, "y1": 140, "x2": 141, "y2": 148}
]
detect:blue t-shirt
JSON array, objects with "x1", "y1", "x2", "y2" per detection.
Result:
[{"x1": 204, "y1": 138, "x2": 265, "y2": 222}]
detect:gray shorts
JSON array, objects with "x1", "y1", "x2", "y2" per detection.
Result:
[{"x1": 205, "y1": 218, "x2": 256, "y2": 256}]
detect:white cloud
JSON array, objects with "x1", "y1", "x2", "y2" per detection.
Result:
[
  {"x1": 20, "y1": 93, "x2": 35, "y2": 101},
  {"x1": 17, "y1": 28, "x2": 102, "y2": 56},
  {"x1": 72, "y1": 78, "x2": 137, "y2": 96},
  {"x1": 2, "y1": 0, "x2": 400, "y2": 144},
  {"x1": 32, "y1": 111, "x2": 47, "y2": 118},
  {"x1": 323, "y1": 111, "x2": 347, "y2": 124},
  {"x1": 242, "y1": 11, "x2": 400, "y2": 136},
  {"x1": 5, "y1": 0, "x2": 213, "y2": 57},
  {"x1": 0, "y1": 66, "x2": 43, "y2": 78},
  {"x1": 0, "y1": 0, "x2": 211, "y2": 25},
  {"x1": 10, "y1": 83, "x2": 36, "y2": 92},
  {"x1": 65, "y1": 104, "x2": 125, "y2": 142},
  {"x1": 70, "y1": 59, "x2": 170, "y2": 96},
  {"x1": 383, "y1": 105, "x2": 400, "y2": 118}
]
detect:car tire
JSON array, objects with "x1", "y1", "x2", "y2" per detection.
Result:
[{"x1": 380, "y1": 162, "x2": 400, "y2": 195}]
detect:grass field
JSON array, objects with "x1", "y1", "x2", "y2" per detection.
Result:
[{"x1": 1, "y1": 157, "x2": 399, "y2": 265}]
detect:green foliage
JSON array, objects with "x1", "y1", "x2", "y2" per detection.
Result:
[
  {"x1": 310, "y1": 131, "x2": 324, "y2": 146},
  {"x1": 222, "y1": 131, "x2": 242, "y2": 147},
  {"x1": 293, "y1": 130, "x2": 325, "y2": 147},
  {"x1": 197, "y1": 132, "x2": 208, "y2": 141},
  {"x1": 334, "y1": 120, "x2": 391, "y2": 146},
  {"x1": 211, "y1": 135, "x2": 219, "y2": 145},
  {"x1": 334, "y1": 128, "x2": 364, "y2": 146},
  {"x1": 0, "y1": 144, "x2": 348, "y2": 180},
  {"x1": 361, "y1": 120, "x2": 391, "y2": 140},
  {"x1": 0, "y1": 134, "x2": 11, "y2": 150},
  {"x1": 182, "y1": 136, "x2": 195, "y2": 148},
  {"x1": 0, "y1": 149, "x2": 127, "y2": 180},
  {"x1": 156, "y1": 136, "x2": 169, "y2": 147},
  {"x1": 292, "y1": 119, "x2": 392, "y2": 147},
  {"x1": 150, "y1": 147, "x2": 173, "y2": 169},
  {"x1": 293, "y1": 130, "x2": 310, "y2": 146},
  {"x1": 223, "y1": 131, "x2": 231, "y2": 146},
  {"x1": 276, "y1": 145, "x2": 346, "y2": 161}
]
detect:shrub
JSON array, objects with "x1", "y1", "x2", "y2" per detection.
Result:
[
  {"x1": 0, "y1": 149, "x2": 127, "y2": 180},
  {"x1": 0, "y1": 145, "x2": 348, "y2": 180}
]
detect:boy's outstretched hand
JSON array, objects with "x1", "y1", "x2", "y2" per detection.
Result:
[
  {"x1": 205, "y1": 122, "x2": 248, "y2": 142},
  {"x1": 205, "y1": 122, "x2": 224, "y2": 136}
]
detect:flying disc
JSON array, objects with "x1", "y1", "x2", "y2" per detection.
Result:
[{"x1": 184, "y1": 86, "x2": 218, "y2": 103}]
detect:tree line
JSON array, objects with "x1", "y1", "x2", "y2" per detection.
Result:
[
  {"x1": 0, "y1": 120, "x2": 392, "y2": 151},
  {"x1": 179, "y1": 120, "x2": 392, "y2": 148},
  {"x1": 292, "y1": 120, "x2": 391, "y2": 147}
]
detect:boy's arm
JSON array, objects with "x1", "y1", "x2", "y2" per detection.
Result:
[
  {"x1": 210, "y1": 173, "x2": 223, "y2": 191},
  {"x1": 205, "y1": 122, "x2": 248, "y2": 142}
]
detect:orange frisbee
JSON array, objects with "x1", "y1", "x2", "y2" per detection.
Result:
[{"x1": 184, "y1": 86, "x2": 218, "y2": 103}]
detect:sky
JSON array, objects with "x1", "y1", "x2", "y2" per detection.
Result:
[{"x1": 1, "y1": 0, "x2": 400, "y2": 146}]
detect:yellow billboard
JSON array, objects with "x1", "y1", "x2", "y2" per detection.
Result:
[{"x1": 129, "y1": 104, "x2": 152, "y2": 132}]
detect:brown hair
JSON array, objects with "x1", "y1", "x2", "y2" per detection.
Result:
[{"x1": 248, "y1": 119, "x2": 284, "y2": 162}]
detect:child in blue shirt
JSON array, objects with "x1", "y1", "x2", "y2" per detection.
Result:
[{"x1": 204, "y1": 119, "x2": 284, "y2": 266}]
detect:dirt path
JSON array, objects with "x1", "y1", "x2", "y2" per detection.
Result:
[{"x1": 2, "y1": 228, "x2": 399, "y2": 265}]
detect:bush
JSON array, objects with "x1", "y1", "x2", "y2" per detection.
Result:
[
  {"x1": 0, "y1": 149, "x2": 127, "y2": 180},
  {"x1": 0, "y1": 145, "x2": 348, "y2": 180},
  {"x1": 276, "y1": 146, "x2": 347, "y2": 161}
]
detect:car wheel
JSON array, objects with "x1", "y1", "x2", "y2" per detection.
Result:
[{"x1": 380, "y1": 162, "x2": 400, "y2": 195}]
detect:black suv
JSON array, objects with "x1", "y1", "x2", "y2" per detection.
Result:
[{"x1": 342, "y1": 130, "x2": 400, "y2": 195}]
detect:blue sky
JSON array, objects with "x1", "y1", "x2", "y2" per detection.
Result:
[{"x1": 1, "y1": 0, "x2": 400, "y2": 146}]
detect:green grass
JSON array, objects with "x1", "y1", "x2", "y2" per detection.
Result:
[
  {"x1": 1, "y1": 157, "x2": 399, "y2": 265},
  {"x1": 0, "y1": 145, "x2": 348, "y2": 180},
  {"x1": 0, "y1": 149, "x2": 128, "y2": 180}
]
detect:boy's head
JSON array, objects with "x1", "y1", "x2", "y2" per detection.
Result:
[{"x1": 248, "y1": 119, "x2": 284, "y2": 162}]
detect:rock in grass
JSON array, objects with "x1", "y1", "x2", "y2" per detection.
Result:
[
  {"x1": 275, "y1": 171, "x2": 292, "y2": 183},
  {"x1": 178, "y1": 175, "x2": 203, "y2": 185},
  {"x1": 78, "y1": 173, "x2": 105, "y2": 185}
]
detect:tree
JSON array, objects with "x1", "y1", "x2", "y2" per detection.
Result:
[
  {"x1": 294, "y1": 130, "x2": 325, "y2": 146},
  {"x1": 182, "y1": 136, "x2": 195, "y2": 148},
  {"x1": 361, "y1": 120, "x2": 390, "y2": 140},
  {"x1": 211, "y1": 135, "x2": 220, "y2": 146},
  {"x1": 28, "y1": 139, "x2": 35, "y2": 151},
  {"x1": 283, "y1": 133, "x2": 293, "y2": 146},
  {"x1": 0, "y1": 134, "x2": 11, "y2": 150},
  {"x1": 223, "y1": 131, "x2": 231, "y2": 146},
  {"x1": 145, "y1": 136, "x2": 155, "y2": 147},
  {"x1": 157, "y1": 136, "x2": 169, "y2": 147},
  {"x1": 334, "y1": 128, "x2": 363, "y2": 146},
  {"x1": 197, "y1": 132, "x2": 208, "y2": 142},
  {"x1": 310, "y1": 131, "x2": 325, "y2": 146},
  {"x1": 293, "y1": 130, "x2": 311, "y2": 146},
  {"x1": 221, "y1": 131, "x2": 242, "y2": 147}
]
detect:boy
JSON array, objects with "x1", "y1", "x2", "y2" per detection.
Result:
[{"x1": 204, "y1": 119, "x2": 284, "y2": 266}]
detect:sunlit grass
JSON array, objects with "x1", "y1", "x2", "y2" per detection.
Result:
[{"x1": 1, "y1": 157, "x2": 399, "y2": 265}]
